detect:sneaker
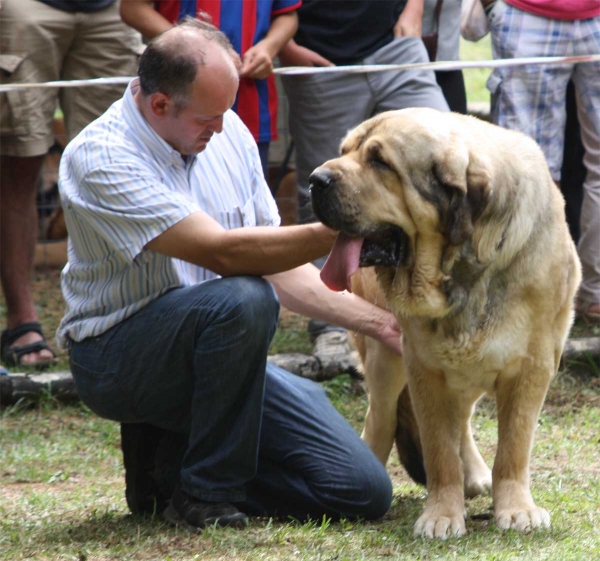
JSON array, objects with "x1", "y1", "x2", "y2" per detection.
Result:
[
  {"x1": 312, "y1": 331, "x2": 360, "y2": 380},
  {"x1": 163, "y1": 487, "x2": 249, "y2": 531}
]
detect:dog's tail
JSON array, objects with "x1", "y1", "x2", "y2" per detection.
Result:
[{"x1": 395, "y1": 386, "x2": 426, "y2": 486}]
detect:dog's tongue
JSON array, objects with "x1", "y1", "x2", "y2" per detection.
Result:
[{"x1": 320, "y1": 232, "x2": 364, "y2": 292}]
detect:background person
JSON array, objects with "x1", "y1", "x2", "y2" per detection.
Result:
[
  {"x1": 277, "y1": 0, "x2": 449, "y2": 356},
  {"x1": 0, "y1": 0, "x2": 143, "y2": 368},
  {"x1": 422, "y1": 0, "x2": 467, "y2": 113},
  {"x1": 485, "y1": 0, "x2": 600, "y2": 322}
]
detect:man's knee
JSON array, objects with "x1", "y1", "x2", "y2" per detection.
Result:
[
  {"x1": 222, "y1": 276, "x2": 280, "y2": 323},
  {"x1": 345, "y1": 462, "x2": 393, "y2": 520},
  {"x1": 194, "y1": 276, "x2": 280, "y2": 343}
]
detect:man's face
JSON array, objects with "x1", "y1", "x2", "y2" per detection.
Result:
[{"x1": 162, "y1": 59, "x2": 239, "y2": 156}]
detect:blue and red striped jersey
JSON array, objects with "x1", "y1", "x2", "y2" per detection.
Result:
[{"x1": 153, "y1": 0, "x2": 301, "y2": 143}]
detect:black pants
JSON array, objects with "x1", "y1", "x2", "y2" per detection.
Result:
[{"x1": 435, "y1": 70, "x2": 468, "y2": 115}]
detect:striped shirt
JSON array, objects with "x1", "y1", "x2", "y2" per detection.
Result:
[
  {"x1": 153, "y1": 0, "x2": 302, "y2": 143},
  {"x1": 57, "y1": 79, "x2": 280, "y2": 348}
]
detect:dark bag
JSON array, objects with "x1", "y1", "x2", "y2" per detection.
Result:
[{"x1": 421, "y1": 0, "x2": 444, "y2": 61}]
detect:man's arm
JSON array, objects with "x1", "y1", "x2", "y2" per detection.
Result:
[
  {"x1": 394, "y1": 0, "x2": 424, "y2": 37},
  {"x1": 241, "y1": 11, "x2": 299, "y2": 79},
  {"x1": 146, "y1": 211, "x2": 338, "y2": 277},
  {"x1": 266, "y1": 264, "x2": 403, "y2": 355},
  {"x1": 120, "y1": 0, "x2": 173, "y2": 39}
]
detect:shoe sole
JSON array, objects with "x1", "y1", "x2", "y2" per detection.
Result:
[{"x1": 162, "y1": 502, "x2": 249, "y2": 532}]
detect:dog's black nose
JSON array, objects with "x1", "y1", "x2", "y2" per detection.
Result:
[{"x1": 308, "y1": 168, "x2": 335, "y2": 194}]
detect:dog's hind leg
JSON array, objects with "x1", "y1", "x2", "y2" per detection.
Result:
[
  {"x1": 361, "y1": 337, "x2": 406, "y2": 466},
  {"x1": 395, "y1": 384, "x2": 426, "y2": 486},
  {"x1": 460, "y1": 391, "x2": 492, "y2": 498}
]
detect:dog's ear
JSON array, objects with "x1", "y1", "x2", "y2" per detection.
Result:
[{"x1": 433, "y1": 146, "x2": 491, "y2": 246}]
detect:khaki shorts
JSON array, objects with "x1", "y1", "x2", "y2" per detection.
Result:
[{"x1": 0, "y1": 0, "x2": 144, "y2": 157}]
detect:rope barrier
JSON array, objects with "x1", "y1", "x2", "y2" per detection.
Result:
[{"x1": 1, "y1": 55, "x2": 598, "y2": 93}]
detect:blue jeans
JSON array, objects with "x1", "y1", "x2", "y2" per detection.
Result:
[{"x1": 70, "y1": 276, "x2": 391, "y2": 520}]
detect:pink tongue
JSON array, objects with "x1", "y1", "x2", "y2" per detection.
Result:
[{"x1": 320, "y1": 232, "x2": 364, "y2": 292}]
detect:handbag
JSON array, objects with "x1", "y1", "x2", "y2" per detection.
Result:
[
  {"x1": 422, "y1": 0, "x2": 444, "y2": 61},
  {"x1": 461, "y1": 0, "x2": 490, "y2": 42}
]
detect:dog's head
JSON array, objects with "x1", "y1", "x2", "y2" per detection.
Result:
[{"x1": 311, "y1": 108, "x2": 493, "y2": 317}]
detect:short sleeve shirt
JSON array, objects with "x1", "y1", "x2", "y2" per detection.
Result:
[{"x1": 57, "y1": 79, "x2": 280, "y2": 348}]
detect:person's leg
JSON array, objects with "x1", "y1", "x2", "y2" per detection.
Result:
[
  {"x1": 257, "y1": 141, "x2": 270, "y2": 187},
  {"x1": 0, "y1": 155, "x2": 44, "y2": 333},
  {"x1": 239, "y1": 363, "x2": 392, "y2": 521},
  {"x1": 434, "y1": 70, "x2": 468, "y2": 114},
  {"x1": 69, "y1": 277, "x2": 280, "y2": 507},
  {"x1": 281, "y1": 72, "x2": 374, "y2": 350},
  {"x1": 367, "y1": 36, "x2": 449, "y2": 114},
  {"x1": 0, "y1": 0, "x2": 74, "y2": 367},
  {"x1": 572, "y1": 18, "x2": 600, "y2": 318},
  {"x1": 560, "y1": 81, "x2": 586, "y2": 243},
  {"x1": 281, "y1": 72, "x2": 375, "y2": 225},
  {"x1": 488, "y1": 5, "x2": 573, "y2": 182},
  {"x1": 60, "y1": 1, "x2": 143, "y2": 140}
]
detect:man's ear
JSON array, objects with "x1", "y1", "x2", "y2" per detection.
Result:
[
  {"x1": 433, "y1": 145, "x2": 491, "y2": 246},
  {"x1": 149, "y1": 93, "x2": 170, "y2": 118}
]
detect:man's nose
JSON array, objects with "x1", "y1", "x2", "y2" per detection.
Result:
[{"x1": 208, "y1": 115, "x2": 224, "y2": 133}]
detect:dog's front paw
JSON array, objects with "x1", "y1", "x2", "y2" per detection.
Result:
[
  {"x1": 495, "y1": 506, "x2": 550, "y2": 533},
  {"x1": 414, "y1": 509, "x2": 467, "y2": 539}
]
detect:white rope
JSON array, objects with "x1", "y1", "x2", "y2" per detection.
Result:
[
  {"x1": 274, "y1": 54, "x2": 600, "y2": 75},
  {"x1": 0, "y1": 55, "x2": 598, "y2": 93}
]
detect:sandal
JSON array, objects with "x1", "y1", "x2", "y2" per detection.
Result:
[{"x1": 0, "y1": 321, "x2": 58, "y2": 369}]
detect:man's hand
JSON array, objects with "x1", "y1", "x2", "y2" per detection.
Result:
[
  {"x1": 375, "y1": 312, "x2": 404, "y2": 355},
  {"x1": 393, "y1": 0, "x2": 424, "y2": 37},
  {"x1": 267, "y1": 265, "x2": 403, "y2": 357},
  {"x1": 278, "y1": 39, "x2": 335, "y2": 67}
]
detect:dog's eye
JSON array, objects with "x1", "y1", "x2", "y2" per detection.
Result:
[{"x1": 369, "y1": 155, "x2": 393, "y2": 172}]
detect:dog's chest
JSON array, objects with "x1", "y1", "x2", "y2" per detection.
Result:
[{"x1": 408, "y1": 321, "x2": 530, "y2": 393}]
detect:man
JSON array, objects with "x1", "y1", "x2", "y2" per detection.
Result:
[
  {"x1": 0, "y1": 0, "x2": 142, "y2": 368},
  {"x1": 57, "y1": 19, "x2": 402, "y2": 530},
  {"x1": 120, "y1": 0, "x2": 300, "y2": 180}
]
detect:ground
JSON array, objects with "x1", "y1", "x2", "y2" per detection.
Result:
[{"x1": 0, "y1": 268, "x2": 599, "y2": 560}]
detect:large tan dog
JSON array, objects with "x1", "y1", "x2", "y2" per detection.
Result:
[{"x1": 309, "y1": 108, "x2": 581, "y2": 539}]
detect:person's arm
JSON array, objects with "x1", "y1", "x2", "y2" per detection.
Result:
[
  {"x1": 278, "y1": 38, "x2": 335, "y2": 67},
  {"x1": 266, "y1": 264, "x2": 403, "y2": 355},
  {"x1": 394, "y1": 0, "x2": 424, "y2": 37},
  {"x1": 146, "y1": 211, "x2": 338, "y2": 277},
  {"x1": 241, "y1": 11, "x2": 299, "y2": 79},
  {"x1": 120, "y1": 0, "x2": 173, "y2": 39}
]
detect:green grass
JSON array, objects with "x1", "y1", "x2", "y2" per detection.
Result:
[
  {"x1": 1, "y1": 370, "x2": 599, "y2": 560},
  {"x1": 460, "y1": 35, "x2": 493, "y2": 104}
]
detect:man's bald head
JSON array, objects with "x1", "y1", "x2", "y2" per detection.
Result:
[{"x1": 138, "y1": 18, "x2": 241, "y2": 111}]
